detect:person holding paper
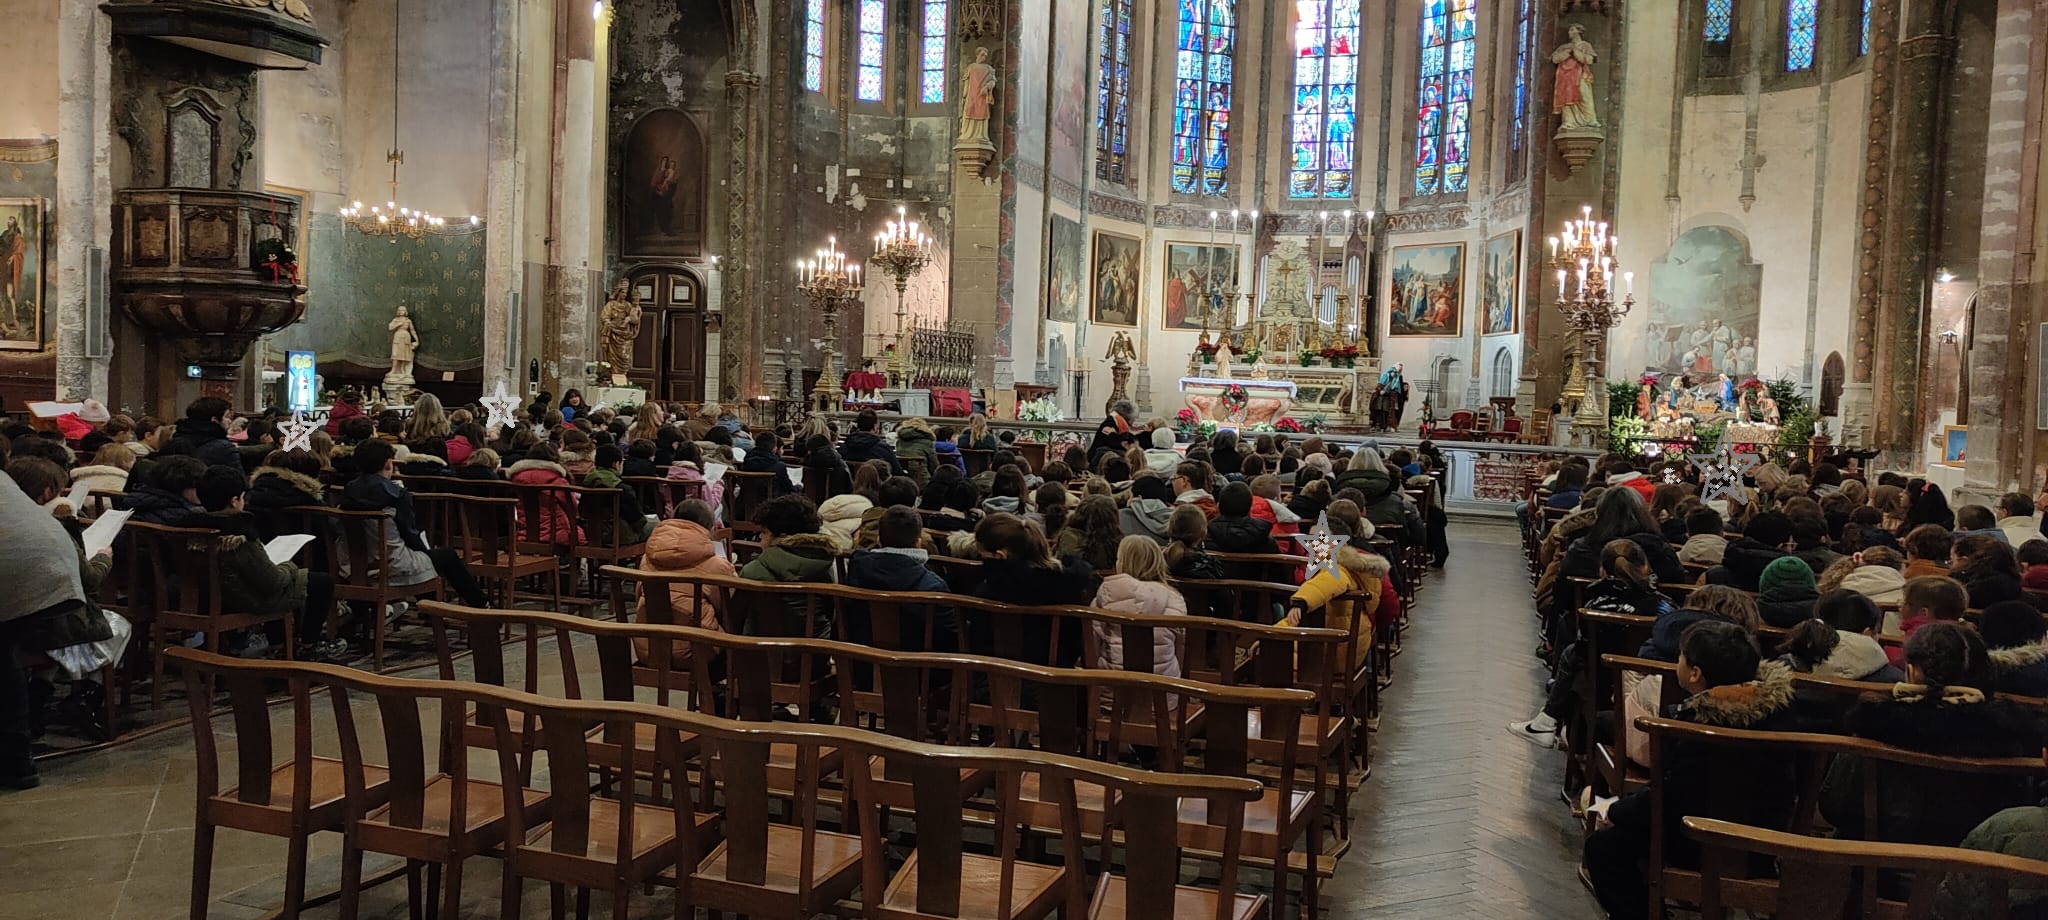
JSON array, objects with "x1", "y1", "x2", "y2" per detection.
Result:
[
  {"x1": 0, "y1": 466, "x2": 118, "y2": 775},
  {"x1": 190, "y1": 466, "x2": 344, "y2": 662},
  {"x1": 737, "y1": 429, "x2": 799, "y2": 497},
  {"x1": 664, "y1": 440, "x2": 727, "y2": 519}
]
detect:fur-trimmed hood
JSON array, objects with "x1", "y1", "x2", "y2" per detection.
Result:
[
  {"x1": 250, "y1": 465, "x2": 324, "y2": 497},
  {"x1": 1674, "y1": 660, "x2": 1797, "y2": 728},
  {"x1": 1815, "y1": 632, "x2": 1896, "y2": 682},
  {"x1": 1991, "y1": 642, "x2": 2048, "y2": 673},
  {"x1": 507, "y1": 459, "x2": 570, "y2": 481},
  {"x1": 1333, "y1": 544, "x2": 1392, "y2": 580}
]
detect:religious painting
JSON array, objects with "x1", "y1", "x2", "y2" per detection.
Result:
[
  {"x1": 1090, "y1": 230, "x2": 1141, "y2": 327},
  {"x1": 1047, "y1": 0, "x2": 1090, "y2": 189},
  {"x1": 1941, "y1": 425, "x2": 1968, "y2": 466},
  {"x1": 1481, "y1": 230, "x2": 1519, "y2": 336},
  {"x1": 1047, "y1": 213, "x2": 1083, "y2": 324},
  {"x1": 1643, "y1": 225, "x2": 1762, "y2": 379},
  {"x1": 1387, "y1": 242, "x2": 1464, "y2": 337},
  {"x1": 1162, "y1": 243, "x2": 1237, "y2": 331},
  {"x1": 620, "y1": 109, "x2": 706, "y2": 259},
  {"x1": 0, "y1": 198, "x2": 45, "y2": 351}
]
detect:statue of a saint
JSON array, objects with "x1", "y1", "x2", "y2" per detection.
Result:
[
  {"x1": 957, "y1": 47, "x2": 997, "y2": 148},
  {"x1": 386, "y1": 305, "x2": 419, "y2": 385},
  {"x1": 1214, "y1": 339, "x2": 1235, "y2": 380},
  {"x1": 599, "y1": 280, "x2": 642, "y2": 382},
  {"x1": 1104, "y1": 331, "x2": 1137, "y2": 416},
  {"x1": 1550, "y1": 24, "x2": 1601, "y2": 134}
]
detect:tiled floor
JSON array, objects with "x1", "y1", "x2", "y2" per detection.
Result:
[{"x1": 2, "y1": 519, "x2": 1597, "y2": 918}]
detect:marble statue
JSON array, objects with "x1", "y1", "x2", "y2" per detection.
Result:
[
  {"x1": 1105, "y1": 330, "x2": 1137, "y2": 415},
  {"x1": 599, "y1": 280, "x2": 642, "y2": 381},
  {"x1": 1550, "y1": 24, "x2": 1601, "y2": 133},
  {"x1": 958, "y1": 47, "x2": 997, "y2": 147},
  {"x1": 386, "y1": 305, "x2": 419, "y2": 385}
]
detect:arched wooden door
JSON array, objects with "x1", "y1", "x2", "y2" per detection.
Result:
[{"x1": 625, "y1": 266, "x2": 706, "y2": 403}]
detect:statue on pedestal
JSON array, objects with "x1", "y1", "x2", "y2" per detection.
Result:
[
  {"x1": 1104, "y1": 330, "x2": 1137, "y2": 416},
  {"x1": 954, "y1": 46, "x2": 998, "y2": 172},
  {"x1": 384, "y1": 304, "x2": 419, "y2": 396},
  {"x1": 599, "y1": 280, "x2": 642, "y2": 384},
  {"x1": 1550, "y1": 23, "x2": 1605, "y2": 176}
]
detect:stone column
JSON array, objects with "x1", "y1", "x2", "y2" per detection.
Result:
[
  {"x1": 539, "y1": 0, "x2": 599, "y2": 393},
  {"x1": 55, "y1": 1, "x2": 112, "y2": 400},
  {"x1": 1842, "y1": 0, "x2": 1900, "y2": 447},
  {"x1": 723, "y1": 69, "x2": 760, "y2": 401},
  {"x1": 482, "y1": 0, "x2": 531, "y2": 392},
  {"x1": 1961, "y1": 0, "x2": 2039, "y2": 496},
  {"x1": 1868, "y1": 0, "x2": 1950, "y2": 458}
]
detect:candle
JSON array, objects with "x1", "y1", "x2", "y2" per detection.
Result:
[
  {"x1": 1548, "y1": 236, "x2": 1558, "y2": 259},
  {"x1": 1557, "y1": 269, "x2": 1567, "y2": 296},
  {"x1": 1624, "y1": 271, "x2": 1635, "y2": 296}
]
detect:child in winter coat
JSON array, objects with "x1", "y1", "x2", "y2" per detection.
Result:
[
  {"x1": 1510, "y1": 537, "x2": 1675, "y2": 749},
  {"x1": 633, "y1": 500, "x2": 734, "y2": 663},
  {"x1": 507, "y1": 442, "x2": 583, "y2": 545},
  {"x1": 1283, "y1": 517, "x2": 1391, "y2": 674},
  {"x1": 582, "y1": 444, "x2": 654, "y2": 546},
  {"x1": 1090, "y1": 536, "x2": 1187, "y2": 679},
  {"x1": 844, "y1": 505, "x2": 956, "y2": 657},
  {"x1": 931, "y1": 426, "x2": 968, "y2": 473},
  {"x1": 737, "y1": 495, "x2": 840, "y2": 638},
  {"x1": 1889, "y1": 575, "x2": 1969, "y2": 668}
]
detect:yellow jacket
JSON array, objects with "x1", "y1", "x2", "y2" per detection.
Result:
[{"x1": 1289, "y1": 546, "x2": 1389, "y2": 670}]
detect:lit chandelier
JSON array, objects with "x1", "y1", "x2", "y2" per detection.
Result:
[
  {"x1": 340, "y1": 0, "x2": 481, "y2": 239},
  {"x1": 1547, "y1": 204, "x2": 1635, "y2": 433}
]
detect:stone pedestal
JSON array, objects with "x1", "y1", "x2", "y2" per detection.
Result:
[{"x1": 1554, "y1": 129, "x2": 1604, "y2": 177}]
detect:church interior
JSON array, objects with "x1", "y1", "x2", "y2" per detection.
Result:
[{"x1": 3, "y1": 0, "x2": 2048, "y2": 917}]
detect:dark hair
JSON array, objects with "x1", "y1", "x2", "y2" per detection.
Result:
[
  {"x1": 945, "y1": 479, "x2": 981, "y2": 514},
  {"x1": 877, "y1": 475, "x2": 920, "y2": 509},
  {"x1": 1904, "y1": 621, "x2": 1993, "y2": 693},
  {"x1": 1555, "y1": 463, "x2": 1590, "y2": 491},
  {"x1": 11, "y1": 436, "x2": 71, "y2": 470},
  {"x1": 1649, "y1": 483, "x2": 1686, "y2": 521},
  {"x1": 627, "y1": 438, "x2": 656, "y2": 460},
  {"x1": 413, "y1": 436, "x2": 448, "y2": 461},
  {"x1": 1953, "y1": 533, "x2": 2019, "y2": 579},
  {"x1": 1778, "y1": 589, "x2": 1881, "y2": 670},
  {"x1": 1238, "y1": 454, "x2": 1267, "y2": 479},
  {"x1": 1035, "y1": 482, "x2": 1070, "y2": 538},
  {"x1": 196, "y1": 464, "x2": 248, "y2": 512},
  {"x1": 990, "y1": 465, "x2": 1029, "y2": 503},
  {"x1": 1041, "y1": 460, "x2": 1074, "y2": 483},
  {"x1": 1173, "y1": 460, "x2": 1205, "y2": 488},
  {"x1": 1811, "y1": 463, "x2": 1842, "y2": 488},
  {"x1": 2001, "y1": 493, "x2": 2037, "y2": 518},
  {"x1": 562, "y1": 389, "x2": 583, "y2": 406},
  {"x1": 2018, "y1": 540, "x2": 2048, "y2": 569},
  {"x1": 855, "y1": 409, "x2": 880, "y2": 432},
  {"x1": 339, "y1": 417, "x2": 376, "y2": 444},
  {"x1": 974, "y1": 511, "x2": 1055, "y2": 569},
  {"x1": 143, "y1": 454, "x2": 208, "y2": 495},
  {"x1": 1685, "y1": 505, "x2": 1725, "y2": 537},
  {"x1": 1904, "y1": 479, "x2": 1955, "y2": 530},
  {"x1": 1131, "y1": 474, "x2": 1173, "y2": 503},
  {"x1": 674, "y1": 499, "x2": 716, "y2": 529},
  {"x1": 853, "y1": 460, "x2": 890, "y2": 501},
  {"x1": 595, "y1": 444, "x2": 624, "y2": 468},
  {"x1": 1600, "y1": 538, "x2": 1653, "y2": 586},
  {"x1": 185, "y1": 396, "x2": 231, "y2": 422},
  {"x1": 1679, "y1": 620, "x2": 1762, "y2": 688},
  {"x1": 1956, "y1": 504, "x2": 1998, "y2": 532},
  {"x1": 353, "y1": 439, "x2": 398, "y2": 474},
  {"x1": 1743, "y1": 511, "x2": 1794, "y2": 549},
  {"x1": 1099, "y1": 455, "x2": 1131, "y2": 484},
  {"x1": 754, "y1": 494, "x2": 822, "y2": 537},
  {"x1": 261, "y1": 448, "x2": 325, "y2": 479},
  {"x1": 243, "y1": 419, "x2": 277, "y2": 445},
  {"x1": 1980, "y1": 600, "x2": 2048, "y2": 650},
  {"x1": 377, "y1": 412, "x2": 405, "y2": 436},
  {"x1": 934, "y1": 426, "x2": 957, "y2": 442},
  {"x1": 1584, "y1": 486, "x2": 1659, "y2": 548},
  {"x1": 1903, "y1": 524, "x2": 1953, "y2": 561},
  {"x1": 877, "y1": 505, "x2": 924, "y2": 549},
  {"x1": 3, "y1": 457, "x2": 66, "y2": 503},
  {"x1": 1218, "y1": 481, "x2": 1254, "y2": 517},
  {"x1": 1902, "y1": 575, "x2": 1969, "y2": 621},
  {"x1": 1786, "y1": 505, "x2": 1829, "y2": 546}
]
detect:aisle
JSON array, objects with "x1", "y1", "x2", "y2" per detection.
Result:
[{"x1": 1323, "y1": 518, "x2": 1598, "y2": 918}]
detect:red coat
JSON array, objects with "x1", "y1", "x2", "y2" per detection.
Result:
[
  {"x1": 1608, "y1": 472, "x2": 1656, "y2": 502},
  {"x1": 324, "y1": 400, "x2": 365, "y2": 436},
  {"x1": 508, "y1": 459, "x2": 583, "y2": 544}
]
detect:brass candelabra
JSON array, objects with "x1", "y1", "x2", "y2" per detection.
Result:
[
  {"x1": 869, "y1": 206, "x2": 934, "y2": 388},
  {"x1": 796, "y1": 236, "x2": 864, "y2": 412},
  {"x1": 1547, "y1": 205, "x2": 1636, "y2": 437}
]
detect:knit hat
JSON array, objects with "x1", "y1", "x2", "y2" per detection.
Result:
[
  {"x1": 78, "y1": 398, "x2": 110, "y2": 424},
  {"x1": 2023, "y1": 564, "x2": 2048, "y2": 593},
  {"x1": 1758, "y1": 555, "x2": 1816, "y2": 595}
]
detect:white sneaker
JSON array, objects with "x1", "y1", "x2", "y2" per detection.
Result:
[{"x1": 1507, "y1": 719, "x2": 1561, "y2": 749}]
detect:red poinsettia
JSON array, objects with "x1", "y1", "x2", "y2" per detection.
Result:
[
  {"x1": 1737, "y1": 378, "x2": 1765, "y2": 392},
  {"x1": 1274, "y1": 417, "x2": 1305, "y2": 433}
]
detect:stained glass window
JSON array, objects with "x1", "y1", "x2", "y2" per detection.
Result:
[
  {"x1": 1414, "y1": 0, "x2": 1475, "y2": 196},
  {"x1": 857, "y1": 0, "x2": 886, "y2": 102},
  {"x1": 1704, "y1": 0, "x2": 1733, "y2": 43},
  {"x1": 1859, "y1": 0, "x2": 1872, "y2": 55},
  {"x1": 1785, "y1": 0, "x2": 1817, "y2": 70},
  {"x1": 921, "y1": 1, "x2": 948, "y2": 103},
  {"x1": 1171, "y1": 0, "x2": 1236, "y2": 196},
  {"x1": 1288, "y1": 0, "x2": 1360, "y2": 199},
  {"x1": 1506, "y1": 0, "x2": 1532, "y2": 184},
  {"x1": 1095, "y1": 0, "x2": 1133, "y2": 182},
  {"x1": 803, "y1": 0, "x2": 825, "y2": 93}
]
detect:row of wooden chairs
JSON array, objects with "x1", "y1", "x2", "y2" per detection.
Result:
[{"x1": 171, "y1": 646, "x2": 1272, "y2": 920}]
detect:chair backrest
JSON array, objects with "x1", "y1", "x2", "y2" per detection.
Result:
[
  {"x1": 178, "y1": 648, "x2": 318, "y2": 811},
  {"x1": 725, "y1": 469, "x2": 775, "y2": 523},
  {"x1": 291, "y1": 506, "x2": 399, "y2": 590},
  {"x1": 960, "y1": 448, "x2": 994, "y2": 476},
  {"x1": 1684, "y1": 816, "x2": 2048, "y2": 920},
  {"x1": 1205, "y1": 551, "x2": 1309, "y2": 585},
  {"x1": 126, "y1": 521, "x2": 229, "y2": 620},
  {"x1": 569, "y1": 482, "x2": 641, "y2": 550},
  {"x1": 506, "y1": 479, "x2": 579, "y2": 547}
]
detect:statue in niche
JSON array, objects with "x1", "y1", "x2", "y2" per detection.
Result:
[
  {"x1": 385, "y1": 304, "x2": 420, "y2": 391},
  {"x1": 599, "y1": 280, "x2": 642, "y2": 383},
  {"x1": 957, "y1": 46, "x2": 998, "y2": 148},
  {"x1": 1551, "y1": 24, "x2": 1602, "y2": 134}
]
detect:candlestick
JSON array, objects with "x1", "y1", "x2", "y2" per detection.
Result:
[{"x1": 1624, "y1": 271, "x2": 1634, "y2": 295}]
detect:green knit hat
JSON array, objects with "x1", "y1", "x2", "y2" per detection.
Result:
[{"x1": 1759, "y1": 555, "x2": 1816, "y2": 595}]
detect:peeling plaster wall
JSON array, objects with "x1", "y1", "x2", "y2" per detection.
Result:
[{"x1": 0, "y1": 0, "x2": 60, "y2": 137}]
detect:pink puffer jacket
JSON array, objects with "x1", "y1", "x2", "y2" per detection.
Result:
[{"x1": 1089, "y1": 573, "x2": 1187, "y2": 679}]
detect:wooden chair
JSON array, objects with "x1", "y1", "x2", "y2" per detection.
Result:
[
  {"x1": 1207, "y1": 551, "x2": 1309, "y2": 585},
  {"x1": 624, "y1": 475, "x2": 701, "y2": 519},
  {"x1": 417, "y1": 493, "x2": 560, "y2": 610},
  {"x1": 1684, "y1": 816, "x2": 2048, "y2": 920},
  {"x1": 568, "y1": 483, "x2": 649, "y2": 607},
  {"x1": 961, "y1": 448, "x2": 995, "y2": 476},
  {"x1": 129, "y1": 521, "x2": 298, "y2": 713},
  {"x1": 292, "y1": 506, "x2": 444, "y2": 670},
  {"x1": 725, "y1": 469, "x2": 776, "y2": 523},
  {"x1": 172, "y1": 650, "x2": 388, "y2": 920},
  {"x1": 507, "y1": 479, "x2": 585, "y2": 599}
]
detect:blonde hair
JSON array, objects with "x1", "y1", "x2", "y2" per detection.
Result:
[
  {"x1": 90, "y1": 442, "x2": 137, "y2": 471},
  {"x1": 899, "y1": 416, "x2": 933, "y2": 436},
  {"x1": 966, "y1": 412, "x2": 990, "y2": 445},
  {"x1": 1083, "y1": 475, "x2": 1112, "y2": 497},
  {"x1": 1818, "y1": 546, "x2": 1904, "y2": 593},
  {"x1": 1116, "y1": 534, "x2": 1167, "y2": 582},
  {"x1": 403, "y1": 392, "x2": 450, "y2": 443},
  {"x1": 625, "y1": 403, "x2": 667, "y2": 444},
  {"x1": 467, "y1": 448, "x2": 501, "y2": 468}
]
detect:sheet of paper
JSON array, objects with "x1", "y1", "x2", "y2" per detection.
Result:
[
  {"x1": 703, "y1": 462, "x2": 730, "y2": 484},
  {"x1": 264, "y1": 534, "x2": 317, "y2": 565},
  {"x1": 786, "y1": 465, "x2": 804, "y2": 487},
  {"x1": 25, "y1": 401, "x2": 84, "y2": 419},
  {"x1": 64, "y1": 479, "x2": 92, "y2": 512},
  {"x1": 80, "y1": 510, "x2": 132, "y2": 558}
]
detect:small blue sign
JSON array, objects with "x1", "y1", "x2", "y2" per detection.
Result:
[{"x1": 287, "y1": 351, "x2": 318, "y2": 412}]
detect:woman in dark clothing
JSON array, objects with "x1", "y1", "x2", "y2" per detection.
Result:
[
  {"x1": 1902, "y1": 478, "x2": 1956, "y2": 533},
  {"x1": 1951, "y1": 533, "x2": 2025, "y2": 610},
  {"x1": 802, "y1": 434, "x2": 853, "y2": 497},
  {"x1": 1208, "y1": 429, "x2": 1245, "y2": 479},
  {"x1": 1288, "y1": 470, "x2": 1331, "y2": 521},
  {"x1": 969, "y1": 513, "x2": 1093, "y2": 666},
  {"x1": 1559, "y1": 487, "x2": 1686, "y2": 585}
]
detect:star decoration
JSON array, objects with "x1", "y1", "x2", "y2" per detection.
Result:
[
  {"x1": 1291, "y1": 511, "x2": 1353, "y2": 582},
  {"x1": 1661, "y1": 468, "x2": 1683, "y2": 486},
  {"x1": 480, "y1": 380, "x2": 522, "y2": 432},
  {"x1": 1688, "y1": 445, "x2": 1760, "y2": 506},
  {"x1": 278, "y1": 411, "x2": 322, "y2": 453}
]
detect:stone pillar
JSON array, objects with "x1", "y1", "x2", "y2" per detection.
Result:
[
  {"x1": 723, "y1": 69, "x2": 760, "y2": 402},
  {"x1": 55, "y1": 1, "x2": 112, "y2": 401},
  {"x1": 1961, "y1": 0, "x2": 2038, "y2": 496},
  {"x1": 482, "y1": 0, "x2": 532, "y2": 392},
  {"x1": 1868, "y1": 0, "x2": 1950, "y2": 458},
  {"x1": 1843, "y1": 0, "x2": 1901, "y2": 448},
  {"x1": 955, "y1": 0, "x2": 1014, "y2": 388},
  {"x1": 539, "y1": 0, "x2": 599, "y2": 393}
]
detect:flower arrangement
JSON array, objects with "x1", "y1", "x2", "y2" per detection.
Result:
[
  {"x1": 1638, "y1": 372, "x2": 1661, "y2": 387},
  {"x1": 1239, "y1": 346, "x2": 1263, "y2": 365},
  {"x1": 1317, "y1": 345, "x2": 1362, "y2": 368},
  {"x1": 1297, "y1": 349, "x2": 1320, "y2": 366},
  {"x1": 1304, "y1": 413, "x2": 1328, "y2": 432},
  {"x1": 1195, "y1": 341, "x2": 1221, "y2": 364},
  {"x1": 1018, "y1": 397, "x2": 1064, "y2": 423},
  {"x1": 1737, "y1": 378, "x2": 1765, "y2": 393},
  {"x1": 1174, "y1": 408, "x2": 1199, "y2": 437},
  {"x1": 1274, "y1": 416, "x2": 1306, "y2": 434}
]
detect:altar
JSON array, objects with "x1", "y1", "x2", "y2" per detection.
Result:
[{"x1": 1180, "y1": 376, "x2": 1298, "y2": 426}]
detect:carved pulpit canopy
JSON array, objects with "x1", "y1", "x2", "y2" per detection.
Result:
[{"x1": 102, "y1": 0, "x2": 330, "y2": 69}]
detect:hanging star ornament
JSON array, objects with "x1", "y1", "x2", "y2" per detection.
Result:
[
  {"x1": 1292, "y1": 511, "x2": 1353, "y2": 582},
  {"x1": 1688, "y1": 445, "x2": 1760, "y2": 506},
  {"x1": 481, "y1": 380, "x2": 522, "y2": 432},
  {"x1": 278, "y1": 411, "x2": 322, "y2": 453},
  {"x1": 1661, "y1": 467, "x2": 1684, "y2": 486}
]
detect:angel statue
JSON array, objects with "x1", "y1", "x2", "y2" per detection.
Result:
[{"x1": 1104, "y1": 330, "x2": 1139, "y2": 416}]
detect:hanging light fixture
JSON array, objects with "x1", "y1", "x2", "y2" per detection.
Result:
[{"x1": 341, "y1": 0, "x2": 481, "y2": 239}]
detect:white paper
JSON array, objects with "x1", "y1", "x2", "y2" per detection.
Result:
[
  {"x1": 25, "y1": 400, "x2": 84, "y2": 419},
  {"x1": 731, "y1": 446, "x2": 746, "y2": 462},
  {"x1": 80, "y1": 510, "x2": 132, "y2": 557},
  {"x1": 64, "y1": 480, "x2": 92, "y2": 512},
  {"x1": 786, "y1": 466, "x2": 805, "y2": 487},
  {"x1": 264, "y1": 534, "x2": 316, "y2": 565},
  {"x1": 703, "y1": 462, "x2": 730, "y2": 484}
]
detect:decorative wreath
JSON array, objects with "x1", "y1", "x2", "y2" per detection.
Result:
[{"x1": 1221, "y1": 383, "x2": 1249, "y2": 415}]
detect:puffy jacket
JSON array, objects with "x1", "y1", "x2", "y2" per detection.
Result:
[
  {"x1": 737, "y1": 532, "x2": 840, "y2": 639},
  {"x1": 1839, "y1": 563, "x2": 1906, "y2": 608},
  {"x1": 1606, "y1": 471, "x2": 1656, "y2": 501},
  {"x1": 895, "y1": 428, "x2": 941, "y2": 486},
  {"x1": 1757, "y1": 582, "x2": 1821, "y2": 628},
  {"x1": 839, "y1": 430, "x2": 902, "y2": 474},
  {"x1": 1206, "y1": 514, "x2": 1278, "y2": 554},
  {"x1": 931, "y1": 440, "x2": 968, "y2": 474},
  {"x1": 1289, "y1": 546, "x2": 1390, "y2": 672},
  {"x1": 737, "y1": 450, "x2": 798, "y2": 496},
  {"x1": 68, "y1": 464, "x2": 129, "y2": 497},
  {"x1": 323, "y1": 399, "x2": 364, "y2": 437},
  {"x1": 844, "y1": 547, "x2": 955, "y2": 652},
  {"x1": 1678, "y1": 534, "x2": 1727, "y2": 566},
  {"x1": 119, "y1": 485, "x2": 198, "y2": 526},
  {"x1": 818, "y1": 494, "x2": 873, "y2": 549},
  {"x1": 166, "y1": 418, "x2": 241, "y2": 469},
  {"x1": 338, "y1": 474, "x2": 438, "y2": 586},
  {"x1": 664, "y1": 461, "x2": 727, "y2": 520},
  {"x1": 633, "y1": 518, "x2": 735, "y2": 662},
  {"x1": 1119, "y1": 498, "x2": 1174, "y2": 544},
  {"x1": 1334, "y1": 468, "x2": 1423, "y2": 537},
  {"x1": 1091, "y1": 573, "x2": 1186, "y2": 679},
  {"x1": 1249, "y1": 496, "x2": 1301, "y2": 534},
  {"x1": 1144, "y1": 448, "x2": 1181, "y2": 475},
  {"x1": 972, "y1": 556, "x2": 1093, "y2": 666},
  {"x1": 183, "y1": 511, "x2": 312, "y2": 615},
  {"x1": 244, "y1": 466, "x2": 327, "y2": 541},
  {"x1": 1707, "y1": 538, "x2": 1789, "y2": 592},
  {"x1": 508, "y1": 459, "x2": 582, "y2": 544},
  {"x1": 1992, "y1": 643, "x2": 2048, "y2": 698},
  {"x1": 1958, "y1": 569, "x2": 2025, "y2": 610},
  {"x1": 1824, "y1": 687, "x2": 2048, "y2": 847},
  {"x1": 1175, "y1": 490, "x2": 1219, "y2": 521}
]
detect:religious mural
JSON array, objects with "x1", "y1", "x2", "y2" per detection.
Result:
[
  {"x1": 1047, "y1": 0, "x2": 1090, "y2": 189},
  {"x1": 1090, "y1": 230, "x2": 1141, "y2": 327},
  {"x1": 1481, "y1": 230, "x2": 1519, "y2": 336},
  {"x1": 1047, "y1": 214, "x2": 1083, "y2": 323},
  {"x1": 0, "y1": 197, "x2": 44, "y2": 351},
  {"x1": 620, "y1": 109, "x2": 705, "y2": 259},
  {"x1": 1388, "y1": 242, "x2": 1464, "y2": 337},
  {"x1": 1162, "y1": 243, "x2": 1237, "y2": 331},
  {"x1": 1643, "y1": 225, "x2": 1762, "y2": 379}
]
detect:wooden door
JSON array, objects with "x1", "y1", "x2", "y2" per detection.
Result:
[{"x1": 625, "y1": 266, "x2": 705, "y2": 403}]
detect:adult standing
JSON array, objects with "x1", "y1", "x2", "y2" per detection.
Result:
[{"x1": 1088, "y1": 399, "x2": 1140, "y2": 465}]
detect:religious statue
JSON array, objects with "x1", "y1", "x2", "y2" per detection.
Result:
[
  {"x1": 599, "y1": 280, "x2": 642, "y2": 383},
  {"x1": 957, "y1": 47, "x2": 997, "y2": 148},
  {"x1": 1718, "y1": 374, "x2": 1736, "y2": 411},
  {"x1": 385, "y1": 305, "x2": 419, "y2": 386},
  {"x1": 1636, "y1": 381, "x2": 1653, "y2": 422},
  {"x1": 1214, "y1": 338, "x2": 1235, "y2": 380},
  {"x1": 1758, "y1": 393, "x2": 1781, "y2": 426},
  {"x1": 1369, "y1": 362, "x2": 1410, "y2": 431},
  {"x1": 1550, "y1": 24, "x2": 1601, "y2": 134},
  {"x1": 1104, "y1": 330, "x2": 1137, "y2": 416}
]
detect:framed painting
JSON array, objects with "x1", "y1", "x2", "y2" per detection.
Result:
[
  {"x1": 1941, "y1": 425, "x2": 1968, "y2": 466},
  {"x1": 0, "y1": 197, "x2": 45, "y2": 351},
  {"x1": 1090, "y1": 230, "x2": 1141, "y2": 327},
  {"x1": 1481, "y1": 230, "x2": 1519, "y2": 336},
  {"x1": 1161, "y1": 242, "x2": 1237, "y2": 331},
  {"x1": 1387, "y1": 242, "x2": 1465, "y2": 337},
  {"x1": 620, "y1": 109, "x2": 706, "y2": 258},
  {"x1": 1047, "y1": 213, "x2": 1083, "y2": 323}
]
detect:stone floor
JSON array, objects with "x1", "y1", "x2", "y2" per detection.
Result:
[{"x1": 0, "y1": 519, "x2": 1599, "y2": 918}]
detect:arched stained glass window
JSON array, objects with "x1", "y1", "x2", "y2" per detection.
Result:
[
  {"x1": 1096, "y1": 0, "x2": 1133, "y2": 182},
  {"x1": 1171, "y1": 0, "x2": 1236, "y2": 196},
  {"x1": 921, "y1": 1, "x2": 948, "y2": 102},
  {"x1": 1505, "y1": 0, "x2": 1532, "y2": 184},
  {"x1": 856, "y1": 0, "x2": 886, "y2": 102},
  {"x1": 1785, "y1": 0, "x2": 1817, "y2": 70},
  {"x1": 1414, "y1": 0, "x2": 1475, "y2": 196},
  {"x1": 1289, "y1": 0, "x2": 1360, "y2": 199},
  {"x1": 803, "y1": 0, "x2": 826, "y2": 93}
]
